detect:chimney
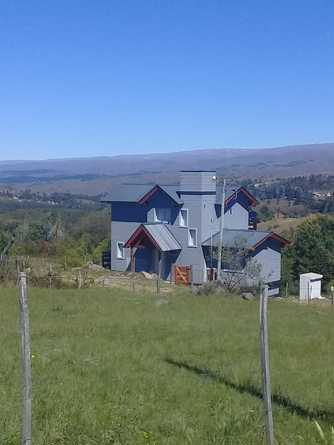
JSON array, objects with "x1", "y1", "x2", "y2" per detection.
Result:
[{"x1": 179, "y1": 170, "x2": 217, "y2": 194}]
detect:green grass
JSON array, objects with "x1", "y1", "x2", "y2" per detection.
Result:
[{"x1": 1, "y1": 287, "x2": 334, "y2": 444}]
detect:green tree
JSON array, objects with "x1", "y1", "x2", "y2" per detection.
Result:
[
  {"x1": 92, "y1": 239, "x2": 109, "y2": 265},
  {"x1": 291, "y1": 216, "x2": 334, "y2": 287},
  {"x1": 257, "y1": 204, "x2": 274, "y2": 222}
]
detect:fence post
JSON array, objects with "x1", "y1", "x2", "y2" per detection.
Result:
[
  {"x1": 190, "y1": 265, "x2": 194, "y2": 290},
  {"x1": 156, "y1": 252, "x2": 161, "y2": 296},
  {"x1": 48, "y1": 264, "x2": 53, "y2": 289},
  {"x1": 18, "y1": 272, "x2": 32, "y2": 445},
  {"x1": 260, "y1": 285, "x2": 274, "y2": 445}
]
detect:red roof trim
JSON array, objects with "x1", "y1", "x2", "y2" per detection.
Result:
[
  {"x1": 252, "y1": 232, "x2": 291, "y2": 251},
  {"x1": 124, "y1": 224, "x2": 161, "y2": 250},
  {"x1": 225, "y1": 187, "x2": 258, "y2": 207},
  {"x1": 137, "y1": 185, "x2": 161, "y2": 204}
]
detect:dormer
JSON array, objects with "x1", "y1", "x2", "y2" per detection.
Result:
[{"x1": 104, "y1": 183, "x2": 182, "y2": 224}]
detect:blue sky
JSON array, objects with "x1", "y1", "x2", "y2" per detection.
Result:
[{"x1": 0, "y1": 1, "x2": 333, "y2": 160}]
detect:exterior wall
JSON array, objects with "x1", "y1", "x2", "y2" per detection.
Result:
[
  {"x1": 248, "y1": 239, "x2": 282, "y2": 295},
  {"x1": 145, "y1": 191, "x2": 180, "y2": 225},
  {"x1": 224, "y1": 202, "x2": 249, "y2": 230},
  {"x1": 180, "y1": 171, "x2": 216, "y2": 193},
  {"x1": 201, "y1": 194, "x2": 220, "y2": 244},
  {"x1": 112, "y1": 190, "x2": 180, "y2": 225},
  {"x1": 253, "y1": 248, "x2": 281, "y2": 283},
  {"x1": 112, "y1": 202, "x2": 147, "y2": 223},
  {"x1": 168, "y1": 225, "x2": 207, "y2": 284},
  {"x1": 110, "y1": 221, "x2": 139, "y2": 272}
]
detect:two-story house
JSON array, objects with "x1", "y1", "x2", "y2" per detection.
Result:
[{"x1": 102, "y1": 170, "x2": 288, "y2": 295}]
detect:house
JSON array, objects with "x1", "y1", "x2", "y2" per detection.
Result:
[{"x1": 102, "y1": 170, "x2": 289, "y2": 295}]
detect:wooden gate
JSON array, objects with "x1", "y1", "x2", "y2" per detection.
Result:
[{"x1": 174, "y1": 265, "x2": 192, "y2": 285}]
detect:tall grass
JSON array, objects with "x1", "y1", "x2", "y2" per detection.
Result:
[{"x1": 1, "y1": 287, "x2": 334, "y2": 444}]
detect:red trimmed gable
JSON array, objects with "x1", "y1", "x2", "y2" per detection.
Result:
[
  {"x1": 225, "y1": 187, "x2": 258, "y2": 208},
  {"x1": 124, "y1": 224, "x2": 160, "y2": 250},
  {"x1": 252, "y1": 232, "x2": 290, "y2": 251},
  {"x1": 138, "y1": 185, "x2": 161, "y2": 204}
]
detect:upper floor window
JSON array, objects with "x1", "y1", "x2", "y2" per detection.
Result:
[
  {"x1": 154, "y1": 208, "x2": 171, "y2": 223},
  {"x1": 179, "y1": 208, "x2": 189, "y2": 227},
  {"x1": 188, "y1": 228, "x2": 198, "y2": 247}
]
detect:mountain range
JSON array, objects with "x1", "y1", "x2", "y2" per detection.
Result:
[{"x1": 0, "y1": 143, "x2": 333, "y2": 194}]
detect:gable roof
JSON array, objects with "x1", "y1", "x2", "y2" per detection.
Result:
[
  {"x1": 124, "y1": 223, "x2": 182, "y2": 252},
  {"x1": 216, "y1": 186, "x2": 258, "y2": 207},
  {"x1": 202, "y1": 229, "x2": 289, "y2": 250},
  {"x1": 138, "y1": 185, "x2": 182, "y2": 204},
  {"x1": 102, "y1": 182, "x2": 257, "y2": 207},
  {"x1": 102, "y1": 184, "x2": 182, "y2": 204}
]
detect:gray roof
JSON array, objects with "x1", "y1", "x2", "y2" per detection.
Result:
[
  {"x1": 202, "y1": 229, "x2": 271, "y2": 249},
  {"x1": 101, "y1": 181, "x2": 241, "y2": 205},
  {"x1": 143, "y1": 223, "x2": 182, "y2": 252},
  {"x1": 216, "y1": 185, "x2": 243, "y2": 204},
  {"x1": 102, "y1": 184, "x2": 183, "y2": 204},
  {"x1": 160, "y1": 185, "x2": 183, "y2": 204}
]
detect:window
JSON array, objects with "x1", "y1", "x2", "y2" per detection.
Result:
[
  {"x1": 154, "y1": 208, "x2": 171, "y2": 223},
  {"x1": 188, "y1": 228, "x2": 197, "y2": 247},
  {"x1": 116, "y1": 241, "x2": 125, "y2": 259},
  {"x1": 179, "y1": 208, "x2": 189, "y2": 227}
]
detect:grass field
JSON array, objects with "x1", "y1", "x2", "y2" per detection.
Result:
[{"x1": 1, "y1": 287, "x2": 334, "y2": 444}]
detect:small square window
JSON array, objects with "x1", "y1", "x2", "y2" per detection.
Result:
[
  {"x1": 116, "y1": 241, "x2": 125, "y2": 259},
  {"x1": 188, "y1": 228, "x2": 197, "y2": 247},
  {"x1": 179, "y1": 208, "x2": 189, "y2": 227}
]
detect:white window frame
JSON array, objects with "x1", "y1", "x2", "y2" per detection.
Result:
[
  {"x1": 179, "y1": 208, "x2": 189, "y2": 227},
  {"x1": 116, "y1": 241, "x2": 125, "y2": 259},
  {"x1": 154, "y1": 207, "x2": 171, "y2": 224},
  {"x1": 188, "y1": 228, "x2": 198, "y2": 247}
]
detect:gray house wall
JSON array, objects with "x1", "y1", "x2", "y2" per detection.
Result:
[
  {"x1": 180, "y1": 170, "x2": 216, "y2": 193},
  {"x1": 110, "y1": 221, "x2": 138, "y2": 272},
  {"x1": 225, "y1": 202, "x2": 249, "y2": 230},
  {"x1": 168, "y1": 225, "x2": 207, "y2": 284},
  {"x1": 243, "y1": 239, "x2": 282, "y2": 295}
]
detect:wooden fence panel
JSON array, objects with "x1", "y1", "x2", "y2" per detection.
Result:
[{"x1": 174, "y1": 266, "x2": 191, "y2": 285}]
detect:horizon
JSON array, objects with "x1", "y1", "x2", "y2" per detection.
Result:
[
  {"x1": 0, "y1": 141, "x2": 333, "y2": 163},
  {"x1": 1, "y1": 1, "x2": 333, "y2": 160}
]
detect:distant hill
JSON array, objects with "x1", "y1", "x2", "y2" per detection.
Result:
[{"x1": 0, "y1": 143, "x2": 333, "y2": 194}]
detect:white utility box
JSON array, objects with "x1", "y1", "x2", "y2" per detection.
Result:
[{"x1": 300, "y1": 273, "x2": 323, "y2": 301}]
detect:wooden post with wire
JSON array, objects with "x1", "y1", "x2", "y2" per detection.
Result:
[
  {"x1": 18, "y1": 272, "x2": 32, "y2": 445},
  {"x1": 260, "y1": 284, "x2": 274, "y2": 445},
  {"x1": 156, "y1": 251, "x2": 161, "y2": 296}
]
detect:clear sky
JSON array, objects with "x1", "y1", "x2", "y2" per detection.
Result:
[{"x1": 0, "y1": 0, "x2": 333, "y2": 160}]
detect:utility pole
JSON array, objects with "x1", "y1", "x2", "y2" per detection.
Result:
[{"x1": 217, "y1": 178, "x2": 226, "y2": 281}]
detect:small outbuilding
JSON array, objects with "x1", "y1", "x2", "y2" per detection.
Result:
[{"x1": 299, "y1": 273, "x2": 323, "y2": 301}]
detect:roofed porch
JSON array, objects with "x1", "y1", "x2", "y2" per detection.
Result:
[{"x1": 124, "y1": 224, "x2": 181, "y2": 280}]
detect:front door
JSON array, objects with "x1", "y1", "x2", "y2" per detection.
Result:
[{"x1": 135, "y1": 248, "x2": 155, "y2": 273}]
